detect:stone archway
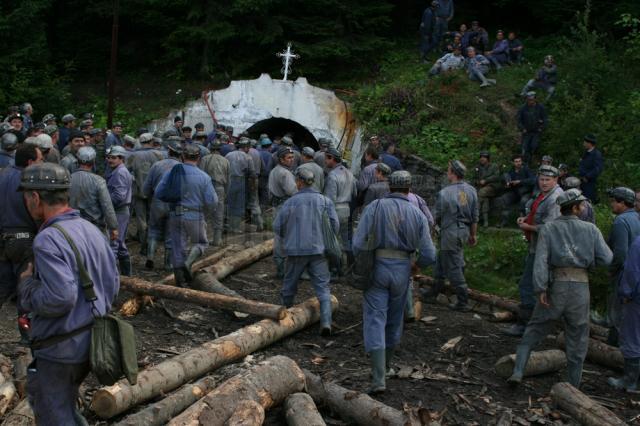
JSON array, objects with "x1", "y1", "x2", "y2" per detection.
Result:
[{"x1": 147, "y1": 73, "x2": 364, "y2": 172}]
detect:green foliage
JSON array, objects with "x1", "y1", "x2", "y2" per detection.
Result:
[{"x1": 616, "y1": 13, "x2": 640, "y2": 60}]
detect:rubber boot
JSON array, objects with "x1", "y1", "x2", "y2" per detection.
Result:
[
  {"x1": 252, "y1": 213, "x2": 264, "y2": 232},
  {"x1": 420, "y1": 279, "x2": 444, "y2": 303},
  {"x1": 449, "y1": 285, "x2": 471, "y2": 312},
  {"x1": 367, "y1": 350, "x2": 386, "y2": 394},
  {"x1": 405, "y1": 285, "x2": 416, "y2": 322},
  {"x1": 74, "y1": 409, "x2": 90, "y2": 426},
  {"x1": 385, "y1": 347, "x2": 396, "y2": 377},
  {"x1": 608, "y1": 358, "x2": 640, "y2": 391},
  {"x1": 164, "y1": 248, "x2": 173, "y2": 272},
  {"x1": 228, "y1": 216, "x2": 243, "y2": 234},
  {"x1": 173, "y1": 268, "x2": 187, "y2": 288},
  {"x1": 211, "y1": 230, "x2": 222, "y2": 247},
  {"x1": 507, "y1": 345, "x2": 532, "y2": 386},
  {"x1": 139, "y1": 229, "x2": 148, "y2": 256},
  {"x1": 319, "y1": 299, "x2": 332, "y2": 337},
  {"x1": 184, "y1": 247, "x2": 202, "y2": 282},
  {"x1": 119, "y1": 256, "x2": 132, "y2": 277},
  {"x1": 145, "y1": 238, "x2": 158, "y2": 269},
  {"x1": 504, "y1": 306, "x2": 531, "y2": 336}
]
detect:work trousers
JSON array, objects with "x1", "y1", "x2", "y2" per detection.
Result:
[
  {"x1": 281, "y1": 255, "x2": 332, "y2": 327},
  {"x1": 212, "y1": 185, "x2": 226, "y2": 232},
  {"x1": 148, "y1": 199, "x2": 171, "y2": 248},
  {"x1": 521, "y1": 132, "x2": 541, "y2": 164},
  {"x1": 134, "y1": 197, "x2": 150, "y2": 247},
  {"x1": 363, "y1": 257, "x2": 411, "y2": 352},
  {"x1": 27, "y1": 358, "x2": 90, "y2": 426},
  {"x1": 169, "y1": 214, "x2": 208, "y2": 268},
  {"x1": 434, "y1": 249, "x2": 466, "y2": 287},
  {"x1": 0, "y1": 238, "x2": 32, "y2": 306},
  {"x1": 518, "y1": 252, "x2": 537, "y2": 311},
  {"x1": 517, "y1": 281, "x2": 590, "y2": 387},
  {"x1": 110, "y1": 212, "x2": 130, "y2": 260}
]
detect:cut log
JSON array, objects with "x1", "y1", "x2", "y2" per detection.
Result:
[
  {"x1": 494, "y1": 349, "x2": 567, "y2": 379},
  {"x1": 491, "y1": 311, "x2": 515, "y2": 322},
  {"x1": 304, "y1": 370, "x2": 410, "y2": 426},
  {"x1": 200, "y1": 239, "x2": 274, "y2": 281},
  {"x1": 285, "y1": 392, "x2": 326, "y2": 426},
  {"x1": 158, "y1": 245, "x2": 240, "y2": 286},
  {"x1": 550, "y1": 382, "x2": 626, "y2": 426},
  {"x1": 170, "y1": 355, "x2": 304, "y2": 426},
  {"x1": 556, "y1": 332, "x2": 623, "y2": 370},
  {"x1": 120, "y1": 245, "x2": 241, "y2": 315},
  {"x1": 115, "y1": 376, "x2": 217, "y2": 426},
  {"x1": 0, "y1": 382, "x2": 17, "y2": 416},
  {"x1": 12, "y1": 351, "x2": 31, "y2": 399},
  {"x1": 224, "y1": 400, "x2": 265, "y2": 426},
  {"x1": 191, "y1": 273, "x2": 242, "y2": 298},
  {"x1": 119, "y1": 277, "x2": 287, "y2": 320},
  {"x1": 91, "y1": 296, "x2": 339, "y2": 419},
  {"x1": 0, "y1": 355, "x2": 12, "y2": 384},
  {"x1": 415, "y1": 276, "x2": 520, "y2": 313},
  {"x1": 1, "y1": 399, "x2": 34, "y2": 426}
]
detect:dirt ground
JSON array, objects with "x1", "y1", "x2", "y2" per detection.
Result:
[{"x1": 1, "y1": 230, "x2": 639, "y2": 425}]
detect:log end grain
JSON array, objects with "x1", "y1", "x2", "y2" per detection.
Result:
[
  {"x1": 90, "y1": 388, "x2": 119, "y2": 419},
  {"x1": 285, "y1": 392, "x2": 326, "y2": 426}
]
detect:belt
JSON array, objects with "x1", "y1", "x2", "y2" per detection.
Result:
[
  {"x1": 171, "y1": 205, "x2": 201, "y2": 214},
  {"x1": 375, "y1": 249, "x2": 410, "y2": 259},
  {"x1": 2, "y1": 232, "x2": 34, "y2": 240},
  {"x1": 553, "y1": 267, "x2": 589, "y2": 283}
]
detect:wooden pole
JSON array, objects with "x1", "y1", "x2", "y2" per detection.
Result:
[
  {"x1": 169, "y1": 356, "x2": 305, "y2": 426},
  {"x1": 115, "y1": 376, "x2": 217, "y2": 426},
  {"x1": 199, "y1": 239, "x2": 273, "y2": 281},
  {"x1": 304, "y1": 370, "x2": 409, "y2": 426},
  {"x1": 550, "y1": 382, "x2": 626, "y2": 426},
  {"x1": 495, "y1": 349, "x2": 567, "y2": 379},
  {"x1": 91, "y1": 296, "x2": 339, "y2": 419},
  {"x1": 556, "y1": 332, "x2": 623, "y2": 370},
  {"x1": 157, "y1": 245, "x2": 239, "y2": 286},
  {"x1": 119, "y1": 277, "x2": 287, "y2": 320},
  {"x1": 285, "y1": 393, "x2": 326, "y2": 426}
]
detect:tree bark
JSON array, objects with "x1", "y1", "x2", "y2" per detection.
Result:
[
  {"x1": 119, "y1": 277, "x2": 287, "y2": 320},
  {"x1": 91, "y1": 296, "x2": 339, "y2": 419},
  {"x1": 415, "y1": 276, "x2": 520, "y2": 313},
  {"x1": 285, "y1": 392, "x2": 326, "y2": 426},
  {"x1": 115, "y1": 376, "x2": 217, "y2": 426},
  {"x1": 158, "y1": 245, "x2": 240, "y2": 286},
  {"x1": 550, "y1": 382, "x2": 627, "y2": 426},
  {"x1": 304, "y1": 370, "x2": 411, "y2": 426},
  {"x1": 494, "y1": 349, "x2": 567, "y2": 379},
  {"x1": 120, "y1": 245, "x2": 241, "y2": 315},
  {"x1": 0, "y1": 382, "x2": 17, "y2": 417},
  {"x1": 556, "y1": 332, "x2": 623, "y2": 370},
  {"x1": 0, "y1": 399, "x2": 34, "y2": 426},
  {"x1": 191, "y1": 272, "x2": 242, "y2": 298},
  {"x1": 200, "y1": 239, "x2": 273, "y2": 281},
  {"x1": 170, "y1": 356, "x2": 304, "y2": 426},
  {"x1": 224, "y1": 400, "x2": 264, "y2": 426}
]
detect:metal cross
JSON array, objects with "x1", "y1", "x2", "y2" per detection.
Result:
[{"x1": 276, "y1": 42, "x2": 300, "y2": 81}]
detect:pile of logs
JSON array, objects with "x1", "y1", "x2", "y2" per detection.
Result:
[{"x1": 0, "y1": 350, "x2": 35, "y2": 426}]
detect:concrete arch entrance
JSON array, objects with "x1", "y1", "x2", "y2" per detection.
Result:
[
  {"x1": 148, "y1": 73, "x2": 364, "y2": 171},
  {"x1": 245, "y1": 117, "x2": 318, "y2": 149}
]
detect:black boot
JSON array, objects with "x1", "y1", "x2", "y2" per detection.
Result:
[
  {"x1": 173, "y1": 268, "x2": 187, "y2": 288},
  {"x1": 449, "y1": 285, "x2": 471, "y2": 312},
  {"x1": 420, "y1": 279, "x2": 444, "y2": 303},
  {"x1": 119, "y1": 256, "x2": 132, "y2": 276}
]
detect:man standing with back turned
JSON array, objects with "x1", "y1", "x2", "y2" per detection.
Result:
[
  {"x1": 18, "y1": 163, "x2": 119, "y2": 425},
  {"x1": 354, "y1": 170, "x2": 436, "y2": 394},
  {"x1": 507, "y1": 189, "x2": 611, "y2": 387}
]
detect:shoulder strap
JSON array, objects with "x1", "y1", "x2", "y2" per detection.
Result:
[{"x1": 51, "y1": 223, "x2": 98, "y2": 302}]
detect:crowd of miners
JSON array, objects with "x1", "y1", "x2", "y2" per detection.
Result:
[{"x1": 1, "y1": 34, "x2": 640, "y2": 425}]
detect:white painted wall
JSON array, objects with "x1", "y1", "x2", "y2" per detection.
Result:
[{"x1": 147, "y1": 73, "x2": 363, "y2": 170}]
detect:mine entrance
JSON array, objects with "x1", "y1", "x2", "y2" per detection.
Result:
[{"x1": 245, "y1": 117, "x2": 318, "y2": 149}]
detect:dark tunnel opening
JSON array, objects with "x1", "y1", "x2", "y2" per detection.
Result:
[{"x1": 245, "y1": 118, "x2": 318, "y2": 149}]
